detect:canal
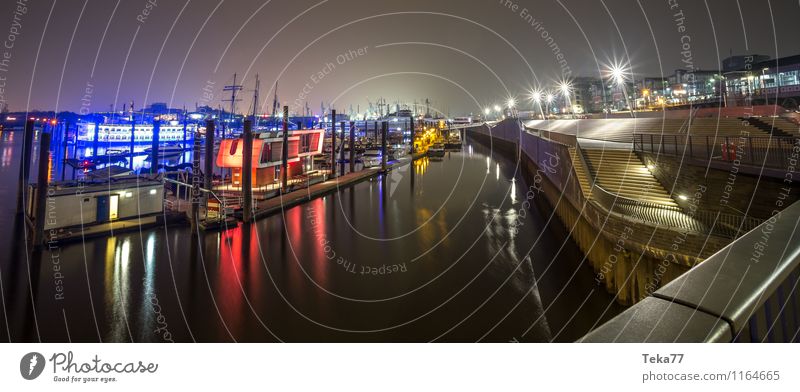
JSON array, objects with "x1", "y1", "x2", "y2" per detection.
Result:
[{"x1": 0, "y1": 130, "x2": 623, "y2": 342}]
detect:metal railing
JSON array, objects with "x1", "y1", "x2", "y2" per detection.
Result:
[
  {"x1": 580, "y1": 200, "x2": 800, "y2": 342},
  {"x1": 163, "y1": 178, "x2": 231, "y2": 223},
  {"x1": 633, "y1": 133, "x2": 800, "y2": 170}
]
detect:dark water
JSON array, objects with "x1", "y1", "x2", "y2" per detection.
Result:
[{"x1": 0, "y1": 130, "x2": 622, "y2": 342}]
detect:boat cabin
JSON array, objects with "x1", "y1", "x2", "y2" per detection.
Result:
[{"x1": 216, "y1": 129, "x2": 325, "y2": 187}]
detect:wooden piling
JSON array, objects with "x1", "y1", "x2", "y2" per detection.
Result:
[
  {"x1": 281, "y1": 106, "x2": 289, "y2": 192},
  {"x1": 349, "y1": 121, "x2": 355, "y2": 173},
  {"x1": 381, "y1": 121, "x2": 388, "y2": 171},
  {"x1": 204, "y1": 119, "x2": 215, "y2": 191},
  {"x1": 16, "y1": 119, "x2": 35, "y2": 215},
  {"x1": 93, "y1": 120, "x2": 100, "y2": 157},
  {"x1": 129, "y1": 115, "x2": 136, "y2": 170},
  {"x1": 61, "y1": 122, "x2": 68, "y2": 181},
  {"x1": 33, "y1": 132, "x2": 51, "y2": 246},
  {"x1": 242, "y1": 120, "x2": 254, "y2": 223},
  {"x1": 330, "y1": 110, "x2": 337, "y2": 179},
  {"x1": 340, "y1": 121, "x2": 346, "y2": 176},
  {"x1": 150, "y1": 119, "x2": 161, "y2": 174},
  {"x1": 409, "y1": 115, "x2": 415, "y2": 154}
]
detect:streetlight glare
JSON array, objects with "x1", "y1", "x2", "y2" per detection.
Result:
[
  {"x1": 607, "y1": 61, "x2": 631, "y2": 85},
  {"x1": 493, "y1": 105, "x2": 501, "y2": 112},
  {"x1": 559, "y1": 82, "x2": 571, "y2": 95},
  {"x1": 484, "y1": 108, "x2": 491, "y2": 115},
  {"x1": 507, "y1": 98, "x2": 516, "y2": 108}
]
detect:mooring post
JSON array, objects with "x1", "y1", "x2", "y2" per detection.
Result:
[
  {"x1": 150, "y1": 118, "x2": 161, "y2": 175},
  {"x1": 340, "y1": 121, "x2": 346, "y2": 176},
  {"x1": 330, "y1": 110, "x2": 337, "y2": 179},
  {"x1": 33, "y1": 131, "x2": 51, "y2": 247},
  {"x1": 349, "y1": 121, "x2": 355, "y2": 173},
  {"x1": 93, "y1": 120, "x2": 100, "y2": 157},
  {"x1": 61, "y1": 122, "x2": 69, "y2": 181},
  {"x1": 129, "y1": 113, "x2": 136, "y2": 170},
  {"x1": 204, "y1": 119, "x2": 215, "y2": 193},
  {"x1": 282, "y1": 106, "x2": 289, "y2": 192},
  {"x1": 242, "y1": 120, "x2": 254, "y2": 223},
  {"x1": 16, "y1": 119, "x2": 35, "y2": 215},
  {"x1": 381, "y1": 121, "x2": 388, "y2": 172},
  {"x1": 183, "y1": 110, "x2": 188, "y2": 148},
  {"x1": 409, "y1": 115, "x2": 415, "y2": 155},
  {"x1": 191, "y1": 130, "x2": 202, "y2": 230}
]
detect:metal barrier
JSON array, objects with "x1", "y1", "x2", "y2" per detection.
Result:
[
  {"x1": 634, "y1": 133, "x2": 800, "y2": 170},
  {"x1": 580, "y1": 200, "x2": 800, "y2": 342},
  {"x1": 163, "y1": 178, "x2": 231, "y2": 223}
]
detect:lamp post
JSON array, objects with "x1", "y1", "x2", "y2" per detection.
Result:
[
  {"x1": 506, "y1": 98, "x2": 516, "y2": 118},
  {"x1": 560, "y1": 82, "x2": 572, "y2": 119},
  {"x1": 609, "y1": 64, "x2": 635, "y2": 118},
  {"x1": 545, "y1": 93, "x2": 554, "y2": 119}
]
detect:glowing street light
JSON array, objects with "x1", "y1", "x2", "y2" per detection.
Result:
[
  {"x1": 559, "y1": 81, "x2": 571, "y2": 96},
  {"x1": 484, "y1": 107, "x2": 491, "y2": 116},
  {"x1": 610, "y1": 65, "x2": 627, "y2": 85},
  {"x1": 504, "y1": 98, "x2": 517, "y2": 118},
  {"x1": 544, "y1": 93, "x2": 554, "y2": 118},
  {"x1": 529, "y1": 89, "x2": 544, "y2": 119},
  {"x1": 559, "y1": 81, "x2": 573, "y2": 118},
  {"x1": 530, "y1": 90, "x2": 542, "y2": 103},
  {"x1": 493, "y1": 105, "x2": 501, "y2": 113},
  {"x1": 606, "y1": 61, "x2": 636, "y2": 116}
]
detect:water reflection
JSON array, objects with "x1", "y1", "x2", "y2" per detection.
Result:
[
  {"x1": 104, "y1": 236, "x2": 132, "y2": 342},
  {"x1": 0, "y1": 133, "x2": 623, "y2": 342}
]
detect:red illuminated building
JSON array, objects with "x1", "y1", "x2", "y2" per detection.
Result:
[{"x1": 216, "y1": 129, "x2": 325, "y2": 187}]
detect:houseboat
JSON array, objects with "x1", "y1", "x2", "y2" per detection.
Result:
[
  {"x1": 77, "y1": 123, "x2": 197, "y2": 144},
  {"x1": 216, "y1": 129, "x2": 326, "y2": 187},
  {"x1": 361, "y1": 148, "x2": 383, "y2": 168},
  {"x1": 26, "y1": 177, "x2": 164, "y2": 232},
  {"x1": 427, "y1": 143, "x2": 446, "y2": 158}
]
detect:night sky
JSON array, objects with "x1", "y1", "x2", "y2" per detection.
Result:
[{"x1": 1, "y1": 0, "x2": 798, "y2": 116}]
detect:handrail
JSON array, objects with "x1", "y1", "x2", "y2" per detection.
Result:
[
  {"x1": 162, "y1": 177, "x2": 229, "y2": 222},
  {"x1": 633, "y1": 133, "x2": 800, "y2": 170},
  {"x1": 581, "y1": 200, "x2": 800, "y2": 342}
]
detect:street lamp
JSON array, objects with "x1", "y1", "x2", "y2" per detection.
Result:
[
  {"x1": 529, "y1": 89, "x2": 544, "y2": 119},
  {"x1": 506, "y1": 98, "x2": 516, "y2": 117},
  {"x1": 559, "y1": 81, "x2": 572, "y2": 118},
  {"x1": 607, "y1": 63, "x2": 635, "y2": 117},
  {"x1": 545, "y1": 93, "x2": 554, "y2": 119}
]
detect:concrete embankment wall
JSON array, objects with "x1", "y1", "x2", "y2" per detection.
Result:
[{"x1": 467, "y1": 120, "x2": 719, "y2": 305}]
